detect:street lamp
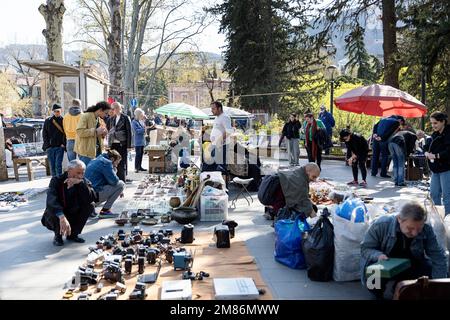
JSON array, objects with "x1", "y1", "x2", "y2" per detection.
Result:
[{"x1": 326, "y1": 65, "x2": 338, "y2": 116}]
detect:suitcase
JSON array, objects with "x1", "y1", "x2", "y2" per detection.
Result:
[{"x1": 393, "y1": 276, "x2": 450, "y2": 300}]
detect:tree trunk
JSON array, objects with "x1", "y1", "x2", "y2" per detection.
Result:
[
  {"x1": 39, "y1": 0, "x2": 65, "y2": 107},
  {"x1": 108, "y1": 0, "x2": 123, "y2": 102},
  {"x1": 0, "y1": 126, "x2": 8, "y2": 181},
  {"x1": 381, "y1": 0, "x2": 399, "y2": 88}
]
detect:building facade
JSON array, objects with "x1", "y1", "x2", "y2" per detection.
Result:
[{"x1": 168, "y1": 79, "x2": 231, "y2": 107}]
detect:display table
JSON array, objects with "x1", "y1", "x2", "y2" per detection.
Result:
[{"x1": 63, "y1": 232, "x2": 272, "y2": 300}]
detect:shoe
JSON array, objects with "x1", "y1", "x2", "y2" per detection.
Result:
[
  {"x1": 67, "y1": 235, "x2": 85, "y2": 243},
  {"x1": 371, "y1": 174, "x2": 377, "y2": 177},
  {"x1": 139, "y1": 168, "x2": 146, "y2": 172},
  {"x1": 347, "y1": 180, "x2": 359, "y2": 186},
  {"x1": 359, "y1": 181, "x2": 367, "y2": 187},
  {"x1": 397, "y1": 183, "x2": 407, "y2": 187},
  {"x1": 98, "y1": 210, "x2": 119, "y2": 219},
  {"x1": 53, "y1": 235, "x2": 64, "y2": 246},
  {"x1": 135, "y1": 169, "x2": 140, "y2": 173},
  {"x1": 89, "y1": 211, "x2": 98, "y2": 219},
  {"x1": 380, "y1": 174, "x2": 391, "y2": 178}
]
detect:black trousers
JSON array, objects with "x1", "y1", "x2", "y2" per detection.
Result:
[
  {"x1": 306, "y1": 144, "x2": 322, "y2": 170},
  {"x1": 54, "y1": 206, "x2": 93, "y2": 237},
  {"x1": 111, "y1": 143, "x2": 128, "y2": 182},
  {"x1": 352, "y1": 155, "x2": 368, "y2": 181},
  {"x1": 135, "y1": 146, "x2": 144, "y2": 170}
]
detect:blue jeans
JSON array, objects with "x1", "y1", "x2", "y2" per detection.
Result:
[
  {"x1": 66, "y1": 139, "x2": 77, "y2": 161},
  {"x1": 79, "y1": 156, "x2": 92, "y2": 167},
  {"x1": 388, "y1": 142, "x2": 405, "y2": 185},
  {"x1": 430, "y1": 170, "x2": 450, "y2": 215},
  {"x1": 135, "y1": 146, "x2": 144, "y2": 170},
  {"x1": 371, "y1": 140, "x2": 389, "y2": 176},
  {"x1": 47, "y1": 147, "x2": 64, "y2": 177}
]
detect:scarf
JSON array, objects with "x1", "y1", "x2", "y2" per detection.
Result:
[{"x1": 305, "y1": 119, "x2": 318, "y2": 161}]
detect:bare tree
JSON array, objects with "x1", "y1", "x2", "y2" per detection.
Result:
[
  {"x1": 39, "y1": 0, "x2": 66, "y2": 106},
  {"x1": 109, "y1": 0, "x2": 123, "y2": 99},
  {"x1": 70, "y1": 0, "x2": 212, "y2": 112}
]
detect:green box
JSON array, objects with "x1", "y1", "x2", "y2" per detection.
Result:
[{"x1": 365, "y1": 258, "x2": 411, "y2": 279}]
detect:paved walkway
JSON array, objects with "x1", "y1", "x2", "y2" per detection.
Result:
[{"x1": 0, "y1": 154, "x2": 429, "y2": 300}]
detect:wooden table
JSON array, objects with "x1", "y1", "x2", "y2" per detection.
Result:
[{"x1": 13, "y1": 156, "x2": 50, "y2": 181}]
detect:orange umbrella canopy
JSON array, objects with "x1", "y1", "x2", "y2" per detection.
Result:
[{"x1": 334, "y1": 84, "x2": 427, "y2": 118}]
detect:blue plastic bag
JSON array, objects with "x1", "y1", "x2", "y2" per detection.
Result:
[
  {"x1": 274, "y1": 216, "x2": 310, "y2": 269},
  {"x1": 335, "y1": 198, "x2": 367, "y2": 223}
]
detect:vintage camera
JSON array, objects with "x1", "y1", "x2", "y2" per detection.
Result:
[
  {"x1": 112, "y1": 246, "x2": 125, "y2": 256},
  {"x1": 77, "y1": 293, "x2": 90, "y2": 300},
  {"x1": 117, "y1": 229, "x2": 126, "y2": 241},
  {"x1": 131, "y1": 233, "x2": 143, "y2": 244},
  {"x1": 143, "y1": 237, "x2": 152, "y2": 247},
  {"x1": 126, "y1": 247, "x2": 135, "y2": 256},
  {"x1": 78, "y1": 266, "x2": 99, "y2": 285},
  {"x1": 115, "y1": 282, "x2": 127, "y2": 294},
  {"x1": 137, "y1": 245, "x2": 146, "y2": 258},
  {"x1": 132, "y1": 226, "x2": 143, "y2": 235},
  {"x1": 103, "y1": 262, "x2": 123, "y2": 283},
  {"x1": 129, "y1": 282, "x2": 146, "y2": 300},
  {"x1": 146, "y1": 249, "x2": 157, "y2": 265},
  {"x1": 103, "y1": 292, "x2": 118, "y2": 300},
  {"x1": 121, "y1": 236, "x2": 131, "y2": 248},
  {"x1": 166, "y1": 249, "x2": 175, "y2": 264},
  {"x1": 158, "y1": 229, "x2": 173, "y2": 237}
]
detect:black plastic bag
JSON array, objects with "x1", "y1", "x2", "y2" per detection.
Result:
[{"x1": 302, "y1": 208, "x2": 334, "y2": 282}]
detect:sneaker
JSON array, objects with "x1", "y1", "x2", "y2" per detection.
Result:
[
  {"x1": 98, "y1": 210, "x2": 119, "y2": 219},
  {"x1": 380, "y1": 174, "x2": 391, "y2": 178},
  {"x1": 67, "y1": 235, "x2": 85, "y2": 243},
  {"x1": 53, "y1": 235, "x2": 64, "y2": 246},
  {"x1": 359, "y1": 181, "x2": 367, "y2": 187},
  {"x1": 347, "y1": 180, "x2": 359, "y2": 186}
]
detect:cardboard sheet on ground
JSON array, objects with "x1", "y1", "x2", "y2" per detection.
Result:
[{"x1": 65, "y1": 232, "x2": 272, "y2": 300}]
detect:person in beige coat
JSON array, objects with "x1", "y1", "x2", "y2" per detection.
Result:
[{"x1": 74, "y1": 101, "x2": 111, "y2": 166}]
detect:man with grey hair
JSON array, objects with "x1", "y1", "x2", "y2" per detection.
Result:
[
  {"x1": 361, "y1": 201, "x2": 448, "y2": 299},
  {"x1": 41, "y1": 160, "x2": 97, "y2": 246},
  {"x1": 106, "y1": 102, "x2": 132, "y2": 182}
]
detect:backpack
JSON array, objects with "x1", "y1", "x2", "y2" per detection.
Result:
[{"x1": 257, "y1": 173, "x2": 280, "y2": 206}]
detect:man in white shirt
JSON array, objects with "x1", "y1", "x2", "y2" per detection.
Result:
[{"x1": 210, "y1": 101, "x2": 233, "y2": 168}]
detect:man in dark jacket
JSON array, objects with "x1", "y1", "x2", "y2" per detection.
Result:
[
  {"x1": 43, "y1": 103, "x2": 66, "y2": 177},
  {"x1": 361, "y1": 202, "x2": 447, "y2": 300},
  {"x1": 371, "y1": 115, "x2": 404, "y2": 178},
  {"x1": 340, "y1": 129, "x2": 369, "y2": 187},
  {"x1": 279, "y1": 113, "x2": 302, "y2": 166},
  {"x1": 388, "y1": 130, "x2": 417, "y2": 186},
  {"x1": 107, "y1": 102, "x2": 132, "y2": 182},
  {"x1": 42, "y1": 160, "x2": 97, "y2": 246},
  {"x1": 318, "y1": 105, "x2": 335, "y2": 155}
]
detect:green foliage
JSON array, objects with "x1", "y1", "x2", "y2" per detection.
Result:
[
  {"x1": 344, "y1": 24, "x2": 382, "y2": 83},
  {"x1": 210, "y1": 0, "x2": 329, "y2": 114}
]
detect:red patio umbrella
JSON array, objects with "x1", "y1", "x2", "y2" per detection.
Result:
[{"x1": 334, "y1": 84, "x2": 427, "y2": 118}]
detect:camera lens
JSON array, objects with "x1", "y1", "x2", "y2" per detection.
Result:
[{"x1": 138, "y1": 257, "x2": 145, "y2": 274}]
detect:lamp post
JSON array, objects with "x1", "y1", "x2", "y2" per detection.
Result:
[{"x1": 326, "y1": 65, "x2": 338, "y2": 116}]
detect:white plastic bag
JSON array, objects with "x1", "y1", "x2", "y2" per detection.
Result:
[
  {"x1": 425, "y1": 198, "x2": 448, "y2": 253},
  {"x1": 332, "y1": 211, "x2": 369, "y2": 282}
]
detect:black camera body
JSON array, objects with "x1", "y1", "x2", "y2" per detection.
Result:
[
  {"x1": 104, "y1": 262, "x2": 123, "y2": 283},
  {"x1": 129, "y1": 282, "x2": 147, "y2": 300},
  {"x1": 78, "y1": 266, "x2": 99, "y2": 285}
]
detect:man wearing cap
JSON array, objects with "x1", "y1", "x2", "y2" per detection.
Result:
[
  {"x1": 318, "y1": 105, "x2": 335, "y2": 155},
  {"x1": 43, "y1": 103, "x2": 66, "y2": 176}
]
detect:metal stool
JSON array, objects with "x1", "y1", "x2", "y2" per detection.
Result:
[{"x1": 231, "y1": 177, "x2": 254, "y2": 208}]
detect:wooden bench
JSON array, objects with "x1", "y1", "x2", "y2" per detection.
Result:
[{"x1": 12, "y1": 143, "x2": 50, "y2": 181}]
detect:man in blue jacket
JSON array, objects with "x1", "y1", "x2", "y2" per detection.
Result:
[
  {"x1": 318, "y1": 105, "x2": 335, "y2": 155},
  {"x1": 361, "y1": 202, "x2": 447, "y2": 299},
  {"x1": 85, "y1": 150, "x2": 125, "y2": 218}
]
